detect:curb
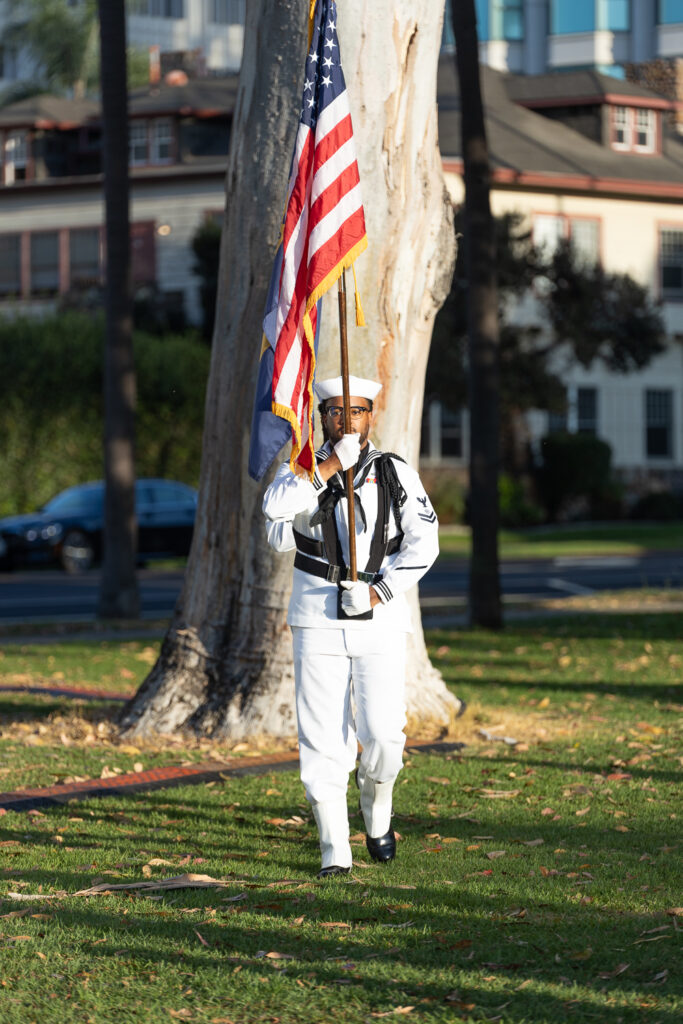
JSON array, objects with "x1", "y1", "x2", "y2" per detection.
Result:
[
  {"x1": 0, "y1": 683, "x2": 133, "y2": 702},
  {"x1": 0, "y1": 741, "x2": 466, "y2": 812}
]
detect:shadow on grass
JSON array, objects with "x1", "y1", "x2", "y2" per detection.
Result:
[
  {"x1": 428, "y1": 612, "x2": 683, "y2": 642},
  {"x1": 437, "y1": 673, "x2": 681, "y2": 704},
  {"x1": 0, "y1": 870, "x2": 678, "y2": 1023}
]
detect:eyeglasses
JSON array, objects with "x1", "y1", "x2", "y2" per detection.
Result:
[{"x1": 324, "y1": 406, "x2": 371, "y2": 419}]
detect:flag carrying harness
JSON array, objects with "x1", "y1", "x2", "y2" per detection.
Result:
[{"x1": 292, "y1": 452, "x2": 407, "y2": 617}]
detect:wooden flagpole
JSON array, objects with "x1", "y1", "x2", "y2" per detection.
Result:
[{"x1": 337, "y1": 269, "x2": 358, "y2": 581}]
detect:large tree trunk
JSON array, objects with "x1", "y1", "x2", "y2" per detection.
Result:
[
  {"x1": 451, "y1": 0, "x2": 502, "y2": 630},
  {"x1": 120, "y1": 0, "x2": 459, "y2": 740},
  {"x1": 97, "y1": 0, "x2": 139, "y2": 619}
]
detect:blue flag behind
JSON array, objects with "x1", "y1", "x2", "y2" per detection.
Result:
[{"x1": 248, "y1": 238, "x2": 321, "y2": 481}]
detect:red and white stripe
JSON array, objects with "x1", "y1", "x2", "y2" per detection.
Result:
[{"x1": 271, "y1": 78, "x2": 367, "y2": 472}]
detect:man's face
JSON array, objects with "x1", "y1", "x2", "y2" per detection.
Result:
[{"x1": 323, "y1": 395, "x2": 373, "y2": 447}]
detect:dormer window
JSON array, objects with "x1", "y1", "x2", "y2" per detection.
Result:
[
  {"x1": 611, "y1": 106, "x2": 657, "y2": 154},
  {"x1": 634, "y1": 108, "x2": 655, "y2": 152},
  {"x1": 613, "y1": 106, "x2": 630, "y2": 149}
]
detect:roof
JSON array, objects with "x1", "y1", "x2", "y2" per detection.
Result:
[
  {"x1": 506, "y1": 69, "x2": 675, "y2": 110},
  {"x1": 437, "y1": 58, "x2": 683, "y2": 197},
  {"x1": 128, "y1": 76, "x2": 238, "y2": 117},
  {"x1": 0, "y1": 93, "x2": 99, "y2": 129},
  {"x1": 0, "y1": 77, "x2": 238, "y2": 129}
]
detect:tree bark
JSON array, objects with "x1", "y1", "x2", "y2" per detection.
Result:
[
  {"x1": 451, "y1": 0, "x2": 502, "y2": 630},
  {"x1": 97, "y1": 0, "x2": 139, "y2": 619},
  {"x1": 120, "y1": 0, "x2": 459, "y2": 740}
]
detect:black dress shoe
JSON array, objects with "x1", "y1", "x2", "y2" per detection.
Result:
[
  {"x1": 317, "y1": 865, "x2": 351, "y2": 879},
  {"x1": 366, "y1": 829, "x2": 396, "y2": 863}
]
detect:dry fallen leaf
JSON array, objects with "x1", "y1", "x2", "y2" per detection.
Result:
[
  {"x1": 486, "y1": 851, "x2": 506, "y2": 860},
  {"x1": 265, "y1": 951, "x2": 295, "y2": 960},
  {"x1": 169, "y1": 1012, "x2": 193, "y2": 1021},
  {"x1": 194, "y1": 930, "x2": 210, "y2": 948},
  {"x1": 598, "y1": 963, "x2": 629, "y2": 979}
]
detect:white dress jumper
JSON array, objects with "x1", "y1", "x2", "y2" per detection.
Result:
[{"x1": 263, "y1": 441, "x2": 439, "y2": 868}]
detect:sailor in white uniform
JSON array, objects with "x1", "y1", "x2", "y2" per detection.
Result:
[{"x1": 262, "y1": 375, "x2": 439, "y2": 877}]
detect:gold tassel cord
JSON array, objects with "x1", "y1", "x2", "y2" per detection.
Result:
[{"x1": 351, "y1": 261, "x2": 366, "y2": 327}]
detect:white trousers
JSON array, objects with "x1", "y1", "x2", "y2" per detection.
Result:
[{"x1": 292, "y1": 625, "x2": 407, "y2": 805}]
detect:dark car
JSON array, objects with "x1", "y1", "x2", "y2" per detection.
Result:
[{"x1": 0, "y1": 479, "x2": 197, "y2": 573}]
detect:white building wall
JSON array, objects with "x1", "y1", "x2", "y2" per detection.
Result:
[
  {"x1": 0, "y1": 175, "x2": 225, "y2": 326},
  {"x1": 442, "y1": 169, "x2": 683, "y2": 473}
]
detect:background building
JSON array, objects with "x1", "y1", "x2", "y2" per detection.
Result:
[
  {"x1": 0, "y1": 0, "x2": 246, "y2": 92},
  {"x1": 431, "y1": 56, "x2": 683, "y2": 488},
  {"x1": 442, "y1": 1, "x2": 683, "y2": 79}
]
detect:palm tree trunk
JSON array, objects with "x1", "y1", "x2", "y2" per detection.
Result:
[
  {"x1": 97, "y1": 0, "x2": 139, "y2": 619},
  {"x1": 451, "y1": 0, "x2": 502, "y2": 630}
]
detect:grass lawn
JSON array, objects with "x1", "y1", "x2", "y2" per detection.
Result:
[
  {"x1": 0, "y1": 616, "x2": 681, "y2": 1023},
  {"x1": 438, "y1": 523, "x2": 683, "y2": 559}
]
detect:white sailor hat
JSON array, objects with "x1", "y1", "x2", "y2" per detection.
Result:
[{"x1": 314, "y1": 375, "x2": 382, "y2": 402}]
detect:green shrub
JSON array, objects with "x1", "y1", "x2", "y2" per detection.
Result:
[
  {"x1": 536, "y1": 431, "x2": 613, "y2": 522},
  {"x1": 498, "y1": 473, "x2": 544, "y2": 527},
  {"x1": 0, "y1": 313, "x2": 210, "y2": 516},
  {"x1": 630, "y1": 491, "x2": 681, "y2": 521},
  {"x1": 421, "y1": 469, "x2": 466, "y2": 525}
]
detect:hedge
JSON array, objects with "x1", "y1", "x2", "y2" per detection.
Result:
[{"x1": 0, "y1": 313, "x2": 210, "y2": 517}]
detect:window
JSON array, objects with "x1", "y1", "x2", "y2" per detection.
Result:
[
  {"x1": 492, "y1": 0, "x2": 524, "y2": 40},
  {"x1": 660, "y1": 228, "x2": 683, "y2": 298},
  {"x1": 548, "y1": 408, "x2": 568, "y2": 433},
  {"x1": 4, "y1": 130, "x2": 27, "y2": 184},
  {"x1": 533, "y1": 214, "x2": 600, "y2": 265},
  {"x1": 634, "y1": 108, "x2": 655, "y2": 151},
  {"x1": 129, "y1": 121, "x2": 148, "y2": 165},
  {"x1": 151, "y1": 118, "x2": 173, "y2": 163},
  {"x1": 598, "y1": 0, "x2": 630, "y2": 30},
  {"x1": 645, "y1": 389, "x2": 673, "y2": 458},
  {"x1": 577, "y1": 388, "x2": 598, "y2": 434},
  {"x1": 613, "y1": 106, "x2": 630, "y2": 148},
  {"x1": 551, "y1": 0, "x2": 595, "y2": 33},
  {"x1": 130, "y1": 0, "x2": 184, "y2": 16},
  {"x1": 69, "y1": 228, "x2": 101, "y2": 285},
  {"x1": 571, "y1": 219, "x2": 600, "y2": 266},
  {"x1": 533, "y1": 214, "x2": 566, "y2": 254},
  {"x1": 659, "y1": 1, "x2": 683, "y2": 25},
  {"x1": 611, "y1": 106, "x2": 658, "y2": 152},
  {"x1": 210, "y1": 0, "x2": 245, "y2": 23},
  {"x1": 30, "y1": 232, "x2": 59, "y2": 296},
  {"x1": 0, "y1": 234, "x2": 20, "y2": 296}
]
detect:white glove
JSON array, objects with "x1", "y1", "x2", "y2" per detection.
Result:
[
  {"x1": 340, "y1": 579, "x2": 372, "y2": 615},
  {"x1": 333, "y1": 432, "x2": 361, "y2": 471}
]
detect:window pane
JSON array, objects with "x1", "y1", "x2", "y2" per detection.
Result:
[
  {"x1": 491, "y1": 1, "x2": 524, "y2": 40},
  {"x1": 613, "y1": 105, "x2": 630, "y2": 147},
  {"x1": 533, "y1": 214, "x2": 566, "y2": 254},
  {"x1": 634, "y1": 108, "x2": 655, "y2": 150},
  {"x1": 598, "y1": 0, "x2": 630, "y2": 30},
  {"x1": 69, "y1": 228, "x2": 100, "y2": 284},
  {"x1": 659, "y1": 1, "x2": 683, "y2": 25},
  {"x1": 476, "y1": 0, "x2": 490, "y2": 40},
  {"x1": 571, "y1": 218, "x2": 600, "y2": 265},
  {"x1": 660, "y1": 229, "x2": 683, "y2": 296},
  {"x1": 645, "y1": 389, "x2": 673, "y2": 458},
  {"x1": 551, "y1": 0, "x2": 595, "y2": 33},
  {"x1": 30, "y1": 231, "x2": 59, "y2": 295},
  {"x1": 210, "y1": 0, "x2": 244, "y2": 22},
  {"x1": 151, "y1": 118, "x2": 173, "y2": 162},
  {"x1": 129, "y1": 121, "x2": 148, "y2": 165},
  {"x1": 0, "y1": 234, "x2": 21, "y2": 296},
  {"x1": 577, "y1": 387, "x2": 598, "y2": 434}
]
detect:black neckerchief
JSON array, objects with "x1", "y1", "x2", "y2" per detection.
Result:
[{"x1": 309, "y1": 443, "x2": 373, "y2": 531}]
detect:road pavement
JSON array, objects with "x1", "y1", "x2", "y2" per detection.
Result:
[{"x1": 0, "y1": 551, "x2": 681, "y2": 625}]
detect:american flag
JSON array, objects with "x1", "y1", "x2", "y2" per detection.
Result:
[{"x1": 262, "y1": 0, "x2": 367, "y2": 478}]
